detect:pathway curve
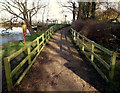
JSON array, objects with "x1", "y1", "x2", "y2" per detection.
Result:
[{"x1": 16, "y1": 27, "x2": 105, "y2": 92}]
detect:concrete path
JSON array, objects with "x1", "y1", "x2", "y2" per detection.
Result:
[{"x1": 16, "y1": 27, "x2": 105, "y2": 92}]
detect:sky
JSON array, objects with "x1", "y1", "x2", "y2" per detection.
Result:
[
  {"x1": 0, "y1": 0, "x2": 73, "y2": 23},
  {"x1": 34, "y1": 0, "x2": 73, "y2": 22},
  {"x1": 0, "y1": 0, "x2": 120, "y2": 23},
  {"x1": 31, "y1": 0, "x2": 120, "y2": 22}
]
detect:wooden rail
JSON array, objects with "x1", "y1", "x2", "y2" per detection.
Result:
[
  {"x1": 4, "y1": 25, "x2": 66, "y2": 91},
  {"x1": 71, "y1": 28, "x2": 117, "y2": 82}
]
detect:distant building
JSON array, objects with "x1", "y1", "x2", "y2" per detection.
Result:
[{"x1": 46, "y1": 19, "x2": 58, "y2": 24}]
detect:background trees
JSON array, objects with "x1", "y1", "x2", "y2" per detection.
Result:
[
  {"x1": 58, "y1": 1, "x2": 78, "y2": 22},
  {"x1": 77, "y1": 2, "x2": 96, "y2": 20},
  {"x1": 60, "y1": 1, "x2": 120, "y2": 21},
  {"x1": 0, "y1": 0, "x2": 46, "y2": 35}
]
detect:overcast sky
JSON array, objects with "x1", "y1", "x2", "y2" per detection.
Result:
[
  {"x1": 33, "y1": 0, "x2": 73, "y2": 22},
  {"x1": 0, "y1": 0, "x2": 120, "y2": 23}
]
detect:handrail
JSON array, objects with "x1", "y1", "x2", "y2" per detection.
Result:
[
  {"x1": 71, "y1": 28, "x2": 113, "y2": 56},
  {"x1": 71, "y1": 28, "x2": 117, "y2": 82},
  {"x1": 4, "y1": 24, "x2": 66, "y2": 91}
]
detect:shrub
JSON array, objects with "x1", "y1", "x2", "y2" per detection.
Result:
[
  {"x1": 71, "y1": 19, "x2": 86, "y2": 32},
  {"x1": 71, "y1": 19, "x2": 120, "y2": 44}
]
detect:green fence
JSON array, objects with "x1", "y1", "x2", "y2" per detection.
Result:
[
  {"x1": 3, "y1": 25, "x2": 65, "y2": 91},
  {"x1": 71, "y1": 28, "x2": 117, "y2": 82}
]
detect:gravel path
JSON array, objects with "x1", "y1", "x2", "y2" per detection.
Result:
[{"x1": 16, "y1": 27, "x2": 105, "y2": 92}]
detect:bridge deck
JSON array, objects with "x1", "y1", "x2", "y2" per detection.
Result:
[{"x1": 15, "y1": 27, "x2": 105, "y2": 92}]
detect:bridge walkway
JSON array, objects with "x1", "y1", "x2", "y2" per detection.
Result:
[{"x1": 15, "y1": 27, "x2": 105, "y2": 92}]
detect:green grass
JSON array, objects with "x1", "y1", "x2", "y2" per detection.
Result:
[
  {"x1": 2, "y1": 31, "x2": 45, "y2": 58},
  {"x1": 2, "y1": 24, "x2": 69, "y2": 92},
  {"x1": 2, "y1": 24, "x2": 69, "y2": 58}
]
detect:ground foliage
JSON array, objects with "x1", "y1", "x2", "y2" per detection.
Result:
[{"x1": 71, "y1": 19, "x2": 120, "y2": 52}]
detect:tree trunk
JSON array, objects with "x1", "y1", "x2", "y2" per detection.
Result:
[
  {"x1": 91, "y1": 2, "x2": 96, "y2": 19},
  {"x1": 25, "y1": 20, "x2": 35, "y2": 35},
  {"x1": 77, "y1": 2, "x2": 86, "y2": 20},
  {"x1": 77, "y1": 2, "x2": 82, "y2": 20},
  {"x1": 72, "y1": 2, "x2": 76, "y2": 21},
  {"x1": 86, "y1": 2, "x2": 91, "y2": 18}
]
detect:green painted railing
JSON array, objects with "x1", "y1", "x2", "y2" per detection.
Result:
[
  {"x1": 3, "y1": 25, "x2": 65, "y2": 91},
  {"x1": 71, "y1": 28, "x2": 117, "y2": 82}
]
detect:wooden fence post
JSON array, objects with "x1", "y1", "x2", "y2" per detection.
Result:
[
  {"x1": 73, "y1": 31, "x2": 76, "y2": 41},
  {"x1": 37, "y1": 37, "x2": 40, "y2": 53},
  {"x1": 48, "y1": 30, "x2": 50, "y2": 39},
  {"x1": 50, "y1": 29, "x2": 52, "y2": 36},
  {"x1": 82, "y1": 38, "x2": 85, "y2": 51},
  {"x1": 109, "y1": 52, "x2": 117, "y2": 80},
  {"x1": 42, "y1": 34, "x2": 45, "y2": 45},
  {"x1": 75, "y1": 32, "x2": 77, "y2": 43},
  {"x1": 27, "y1": 46, "x2": 31, "y2": 64},
  {"x1": 4, "y1": 58, "x2": 13, "y2": 91},
  {"x1": 51, "y1": 28, "x2": 53, "y2": 34},
  {"x1": 76, "y1": 33, "x2": 79, "y2": 46},
  {"x1": 91, "y1": 42, "x2": 95, "y2": 62}
]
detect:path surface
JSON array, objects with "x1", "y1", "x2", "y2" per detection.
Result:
[{"x1": 16, "y1": 27, "x2": 105, "y2": 92}]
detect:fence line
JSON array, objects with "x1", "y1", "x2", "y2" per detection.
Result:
[
  {"x1": 71, "y1": 28, "x2": 117, "y2": 82},
  {"x1": 3, "y1": 25, "x2": 66, "y2": 91}
]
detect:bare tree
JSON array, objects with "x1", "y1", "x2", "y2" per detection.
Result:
[
  {"x1": 42, "y1": 5, "x2": 48, "y2": 24},
  {"x1": 0, "y1": 0, "x2": 46, "y2": 35},
  {"x1": 77, "y1": 1, "x2": 96, "y2": 20},
  {"x1": 58, "y1": 1, "x2": 78, "y2": 22},
  {"x1": 91, "y1": 2, "x2": 96, "y2": 19},
  {"x1": 63, "y1": 2, "x2": 77, "y2": 21}
]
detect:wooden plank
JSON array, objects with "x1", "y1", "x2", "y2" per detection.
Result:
[
  {"x1": 15, "y1": 60, "x2": 34, "y2": 85},
  {"x1": 71, "y1": 28, "x2": 112, "y2": 56},
  {"x1": 37, "y1": 35, "x2": 43, "y2": 40},
  {"x1": 78, "y1": 39, "x2": 110, "y2": 70},
  {"x1": 30, "y1": 45, "x2": 39, "y2": 55},
  {"x1": 31, "y1": 38, "x2": 46, "y2": 55},
  {"x1": 41, "y1": 34, "x2": 44, "y2": 40},
  {"x1": 8, "y1": 42, "x2": 32, "y2": 60},
  {"x1": 37, "y1": 37, "x2": 40, "y2": 53},
  {"x1": 39, "y1": 40, "x2": 44, "y2": 46},
  {"x1": 47, "y1": 31, "x2": 50, "y2": 39},
  {"x1": 91, "y1": 43, "x2": 95, "y2": 62},
  {"x1": 8, "y1": 47, "x2": 27, "y2": 60},
  {"x1": 9, "y1": 30, "x2": 42, "y2": 59},
  {"x1": 4, "y1": 58, "x2": 13, "y2": 91},
  {"x1": 11, "y1": 56, "x2": 29, "y2": 76},
  {"x1": 39, "y1": 43, "x2": 46, "y2": 52},
  {"x1": 27, "y1": 46, "x2": 31, "y2": 64},
  {"x1": 109, "y1": 52, "x2": 117, "y2": 80},
  {"x1": 3, "y1": 25, "x2": 60, "y2": 90},
  {"x1": 82, "y1": 38, "x2": 85, "y2": 51},
  {"x1": 80, "y1": 50, "x2": 109, "y2": 82},
  {"x1": 79, "y1": 33, "x2": 112, "y2": 55},
  {"x1": 30, "y1": 35, "x2": 42, "y2": 45},
  {"x1": 15, "y1": 41, "x2": 46, "y2": 86},
  {"x1": 50, "y1": 29, "x2": 52, "y2": 36}
]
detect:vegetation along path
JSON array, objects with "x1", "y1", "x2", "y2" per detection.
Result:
[{"x1": 16, "y1": 27, "x2": 106, "y2": 92}]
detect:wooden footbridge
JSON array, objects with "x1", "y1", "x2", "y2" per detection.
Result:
[{"x1": 3, "y1": 24, "x2": 118, "y2": 92}]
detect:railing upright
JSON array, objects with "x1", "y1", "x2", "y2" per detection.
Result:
[
  {"x1": 27, "y1": 46, "x2": 31, "y2": 64},
  {"x1": 82, "y1": 38, "x2": 85, "y2": 51},
  {"x1": 3, "y1": 25, "x2": 68, "y2": 91},
  {"x1": 71, "y1": 28, "x2": 117, "y2": 82},
  {"x1": 91, "y1": 42, "x2": 95, "y2": 62},
  {"x1": 4, "y1": 58, "x2": 13, "y2": 91},
  {"x1": 109, "y1": 52, "x2": 117, "y2": 80},
  {"x1": 37, "y1": 37, "x2": 40, "y2": 53}
]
